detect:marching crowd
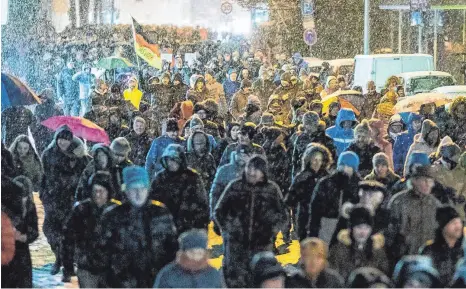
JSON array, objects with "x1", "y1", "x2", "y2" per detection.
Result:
[{"x1": 1, "y1": 46, "x2": 466, "y2": 288}]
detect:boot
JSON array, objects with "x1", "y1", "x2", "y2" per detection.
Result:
[{"x1": 50, "y1": 248, "x2": 61, "y2": 275}]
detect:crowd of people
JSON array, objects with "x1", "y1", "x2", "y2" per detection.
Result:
[{"x1": 1, "y1": 44, "x2": 466, "y2": 288}]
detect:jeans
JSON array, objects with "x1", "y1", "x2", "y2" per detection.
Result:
[
  {"x1": 64, "y1": 99, "x2": 80, "y2": 116},
  {"x1": 77, "y1": 269, "x2": 102, "y2": 288},
  {"x1": 80, "y1": 98, "x2": 92, "y2": 117}
]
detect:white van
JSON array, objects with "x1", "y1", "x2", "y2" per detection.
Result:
[
  {"x1": 353, "y1": 54, "x2": 434, "y2": 93},
  {"x1": 397, "y1": 71, "x2": 456, "y2": 96}
]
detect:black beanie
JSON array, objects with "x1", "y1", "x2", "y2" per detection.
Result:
[
  {"x1": 165, "y1": 118, "x2": 179, "y2": 132},
  {"x1": 247, "y1": 155, "x2": 268, "y2": 177},
  {"x1": 88, "y1": 171, "x2": 114, "y2": 196},
  {"x1": 436, "y1": 206, "x2": 460, "y2": 229},
  {"x1": 240, "y1": 122, "x2": 257, "y2": 140},
  {"x1": 349, "y1": 206, "x2": 373, "y2": 229}
]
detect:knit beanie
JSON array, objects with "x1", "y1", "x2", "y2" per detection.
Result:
[
  {"x1": 202, "y1": 99, "x2": 219, "y2": 115},
  {"x1": 421, "y1": 119, "x2": 439, "y2": 142},
  {"x1": 110, "y1": 137, "x2": 131, "y2": 155},
  {"x1": 240, "y1": 122, "x2": 257, "y2": 140},
  {"x1": 251, "y1": 252, "x2": 285, "y2": 288},
  {"x1": 372, "y1": 152, "x2": 390, "y2": 168},
  {"x1": 354, "y1": 119, "x2": 371, "y2": 137},
  {"x1": 179, "y1": 229, "x2": 208, "y2": 251},
  {"x1": 248, "y1": 95, "x2": 261, "y2": 107},
  {"x1": 260, "y1": 113, "x2": 275, "y2": 126},
  {"x1": 300, "y1": 238, "x2": 328, "y2": 259},
  {"x1": 436, "y1": 206, "x2": 461, "y2": 229},
  {"x1": 261, "y1": 126, "x2": 283, "y2": 142},
  {"x1": 241, "y1": 79, "x2": 252, "y2": 89},
  {"x1": 88, "y1": 171, "x2": 114, "y2": 195},
  {"x1": 338, "y1": 151, "x2": 360, "y2": 172},
  {"x1": 190, "y1": 115, "x2": 204, "y2": 129},
  {"x1": 247, "y1": 155, "x2": 268, "y2": 177},
  {"x1": 310, "y1": 100, "x2": 323, "y2": 111},
  {"x1": 55, "y1": 125, "x2": 74, "y2": 141},
  {"x1": 165, "y1": 118, "x2": 179, "y2": 132},
  {"x1": 122, "y1": 166, "x2": 149, "y2": 189},
  {"x1": 193, "y1": 102, "x2": 207, "y2": 114},
  {"x1": 358, "y1": 180, "x2": 388, "y2": 199},
  {"x1": 407, "y1": 152, "x2": 430, "y2": 172},
  {"x1": 349, "y1": 206, "x2": 374, "y2": 229},
  {"x1": 302, "y1": 111, "x2": 320, "y2": 127},
  {"x1": 438, "y1": 137, "x2": 462, "y2": 163}
]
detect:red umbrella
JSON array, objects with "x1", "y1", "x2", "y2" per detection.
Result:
[{"x1": 41, "y1": 116, "x2": 110, "y2": 144}]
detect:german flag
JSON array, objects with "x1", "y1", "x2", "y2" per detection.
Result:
[{"x1": 131, "y1": 17, "x2": 162, "y2": 69}]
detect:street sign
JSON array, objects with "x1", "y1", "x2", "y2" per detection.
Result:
[
  {"x1": 221, "y1": 2, "x2": 233, "y2": 15},
  {"x1": 303, "y1": 29, "x2": 317, "y2": 46}
]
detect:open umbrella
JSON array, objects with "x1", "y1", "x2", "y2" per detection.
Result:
[
  {"x1": 41, "y1": 116, "x2": 110, "y2": 144},
  {"x1": 1, "y1": 73, "x2": 41, "y2": 111},
  {"x1": 322, "y1": 90, "x2": 363, "y2": 116},
  {"x1": 394, "y1": 93, "x2": 454, "y2": 114},
  {"x1": 95, "y1": 56, "x2": 134, "y2": 70}
]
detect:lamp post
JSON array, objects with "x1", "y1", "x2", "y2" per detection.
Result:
[{"x1": 363, "y1": 0, "x2": 370, "y2": 55}]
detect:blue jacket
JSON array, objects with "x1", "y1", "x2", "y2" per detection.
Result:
[
  {"x1": 325, "y1": 109, "x2": 357, "y2": 156},
  {"x1": 209, "y1": 152, "x2": 244, "y2": 218},
  {"x1": 393, "y1": 113, "x2": 422, "y2": 175},
  {"x1": 72, "y1": 71, "x2": 94, "y2": 100},
  {"x1": 222, "y1": 80, "x2": 240, "y2": 103},
  {"x1": 153, "y1": 262, "x2": 223, "y2": 288},
  {"x1": 58, "y1": 68, "x2": 79, "y2": 101},
  {"x1": 145, "y1": 135, "x2": 184, "y2": 179},
  {"x1": 171, "y1": 66, "x2": 191, "y2": 86}
]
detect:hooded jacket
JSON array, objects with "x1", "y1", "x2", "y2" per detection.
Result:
[
  {"x1": 323, "y1": 101, "x2": 340, "y2": 129},
  {"x1": 153, "y1": 260, "x2": 223, "y2": 288},
  {"x1": 125, "y1": 129, "x2": 153, "y2": 166},
  {"x1": 72, "y1": 68, "x2": 94, "y2": 100},
  {"x1": 150, "y1": 144, "x2": 209, "y2": 234},
  {"x1": 252, "y1": 77, "x2": 276, "y2": 111},
  {"x1": 123, "y1": 78, "x2": 143, "y2": 110},
  {"x1": 222, "y1": 71, "x2": 241, "y2": 103},
  {"x1": 446, "y1": 96, "x2": 466, "y2": 147},
  {"x1": 9, "y1": 135, "x2": 43, "y2": 191},
  {"x1": 326, "y1": 109, "x2": 358, "y2": 156},
  {"x1": 186, "y1": 75, "x2": 209, "y2": 104},
  {"x1": 404, "y1": 119, "x2": 440, "y2": 176},
  {"x1": 230, "y1": 89, "x2": 251, "y2": 120},
  {"x1": 369, "y1": 118, "x2": 394, "y2": 169},
  {"x1": 393, "y1": 113, "x2": 422, "y2": 175},
  {"x1": 186, "y1": 131, "x2": 217, "y2": 192},
  {"x1": 58, "y1": 66, "x2": 79, "y2": 101},
  {"x1": 97, "y1": 201, "x2": 178, "y2": 288},
  {"x1": 219, "y1": 142, "x2": 265, "y2": 167},
  {"x1": 345, "y1": 143, "x2": 381, "y2": 178},
  {"x1": 206, "y1": 79, "x2": 228, "y2": 118},
  {"x1": 172, "y1": 72, "x2": 189, "y2": 102},
  {"x1": 328, "y1": 230, "x2": 389, "y2": 280},
  {"x1": 392, "y1": 255, "x2": 441, "y2": 288},
  {"x1": 145, "y1": 134, "x2": 185, "y2": 179},
  {"x1": 154, "y1": 73, "x2": 177, "y2": 118},
  {"x1": 285, "y1": 145, "x2": 332, "y2": 241}
]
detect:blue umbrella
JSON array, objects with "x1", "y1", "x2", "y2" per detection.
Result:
[{"x1": 1, "y1": 73, "x2": 41, "y2": 111}]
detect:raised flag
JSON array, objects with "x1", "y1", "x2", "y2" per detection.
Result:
[{"x1": 131, "y1": 17, "x2": 162, "y2": 69}]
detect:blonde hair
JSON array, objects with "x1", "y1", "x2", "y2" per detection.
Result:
[{"x1": 300, "y1": 237, "x2": 328, "y2": 259}]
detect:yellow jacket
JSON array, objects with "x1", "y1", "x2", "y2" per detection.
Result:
[{"x1": 123, "y1": 88, "x2": 143, "y2": 110}]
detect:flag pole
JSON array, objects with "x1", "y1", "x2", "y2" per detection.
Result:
[{"x1": 130, "y1": 15, "x2": 142, "y2": 71}]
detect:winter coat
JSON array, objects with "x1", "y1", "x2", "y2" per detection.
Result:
[
  {"x1": 154, "y1": 83, "x2": 177, "y2": 118},
  {"x1": 172, "y1": 73, "x2": 190, "y2": 101},
  {"x1": 326, "y1": 109, "x2": 358, "y2": 156},
  {"x1": 57, "y1": 67, "x2": 79, "y2": 100},
  {"x1": 230, "y1": 89, "x2": 250, "y2": 120},
  {"x1": 387, "y1": 189, "x2": 441, "y2": 259},
  {"x1": 284, "y1": 265, "x2": 344, "y2": 288},
  {"x1": 285, "y1": 168, "x2": 329, "y2": 241},
  {"x1": 222, "y1": 79, "x2": 240, "y2": 103},
  {"x1": 1, "y1": 106, "x2": 35, "y2": 147},
  {"x1": 172, "y1": 66, "x2": 191, "y2": 86},
  {"x1": 308, "y1": 171, "x2": 361, "y2": 243},
  {"x1": 263, "y1": 143, "x2": 290, "y2": 192},
  {"x1": 150, "y1": 147, "x2": 209, "y2": 234},
  {"x1": 252, "y1": 78, "x2": 276, "y2": 111},
  {"x1": 186, "y1": 131, "x2": 217, "y2": 192},
  {"x1": 1, "y1": 212, "x2": 15, "y2": 265},
  {"x1": 240, "y1": 106, "x2": 262, "y2": 125},
  {"x1": 345, "y1": 143, "x2": 381, "y2": 177},
  {"x1": 445, "y1": 96, "x2": 466, "y2": 147},
  {"x1": 214, "y1": 175, "x2": 288, "y2": 248},
  {"x1": 186, "y1": 75, "x2": 209, "y2": 104},
  {"x1": 364, "y1": 170, "x2": 401, "y2": 192},
  {"x1": 420, "y1": 232, "x2": 464, "y2": 286},
  {"x1": 404, "y1": 120, "x2": 440, "y2": 176},
  {"x1": 393, "y1": 113, "x2": 422, "y2": 175},
  {"x1": 219, "y1": 142, "x2": 265, "y2": 167},
  {"x1": 1, "y1": 187, "x2": 38, "y2": 288},
  {"x1": 72, "y1": 71, "x2": 94, "y2": 100},
  {"x1": 35, "y1": 97, "x2": 63, "y2": 122},
  {"x1": 9, "y1": 136, "x2": 43, "y2": 191},
  {"x1": 206, "y1": 81, "x2": 228, "y2": 118},
  {"x1": 154, "y1": 262, "x2": 223, "y2": 288},
  {"x1": 97, "y1": 201, "x2": 178, "y2": 288},
  {"x1": 369, "y1": 120, "x2": 394, "y2": 169},
  {"x1": 145, "y1": 135, "x2": 184, "y2": 179},
  {"x1": 328, "y1": 230, "x2": 389, "y2": 280},
  {"x1": 125, "y1": 131, "x2": 153, "y2": 166},
  {"x1": 361, "y1": 91, "x2": 381, "y2": 120},
  {"x1": 292, "y1": 129, "x2": 336, "y2": 177},
  {"x1": 62, "y1": 200, "x2": 112, "y2": 275}
]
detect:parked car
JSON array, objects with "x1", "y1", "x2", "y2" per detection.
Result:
[
  {"x1": 397, "y1": 71, "x2": 456, "y2": 96},
  {"x1": 431, "y1": 85, "x2": 466, "y2": 98}
]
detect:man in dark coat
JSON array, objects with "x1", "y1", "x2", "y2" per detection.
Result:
[
  {"x1": 361, "y1": 81, "x2": 381, "y2": 120},
  {"x1": 110, "y1": 137, "x2": 133, "y2": 200},
  {"x1": 292, "y1": 112, "x2": 336, "y2": 177},
  {"x1": 364, "y1": 152, "x2": 401, "y2": 192},
  {"x1": 41, "y1": 127, "x2": 88, "y2": 275},
  {"x1": 57, "y1": 59, "x2": 80, "y2": 116},
  {"x1": 1, "y1": 106, "x2": 35, "y2": 147},
  {"x1": 171, "y1": 72, "x2": 189, "y2": 103},
  {"x1": 150, "y1": 144, "x2": 209, "y2": 234},
  {"x1": 345, "y1": 119, "x2": 381, "y2": 177},
  {"x1": 97, "y1": 166, "x2": 178, "y2": 288},
  {"x1": 62, "y1": 172, "x2": 115, "y2": 284},
  {"x1": 420, "y1": 206, "x2": 464, "y2": 286},
  {"x1": 307, "y1": 151, "x2": 361, "y2": 244},
  {"x1": 1, "y1": 176, "x2": 39, "y2": 288},
  {"x1": 124, "y1": 116, "x2": 153, "y2": 166},
  {"x1": 154, "y1": 72, "x2": 176, "y2": 120},
  {"x1": 252, "y1": 66, "x2": 276, "y2": 111},
  {"x1": 186, "y1": 131, "x2": 217, "y2": 192},
  {"x1": 214, "y1": 156, "x2": 288, "y2": 288}
]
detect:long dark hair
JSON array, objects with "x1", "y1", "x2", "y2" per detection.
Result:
[{"x1": 9, "y1": 134, "x2": 41, "y2": 164}]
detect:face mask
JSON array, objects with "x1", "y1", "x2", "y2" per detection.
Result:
[{"x1": 389, "y1": 131, "x2": 402, "y2": 140}]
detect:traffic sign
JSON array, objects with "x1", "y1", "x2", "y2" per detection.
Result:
[
  {"x1": 303, "y1": 29, "x2": 317, "y2": 46},
  {"x1": 221, "y1": 2, "x2": 233, "y2": 15}
]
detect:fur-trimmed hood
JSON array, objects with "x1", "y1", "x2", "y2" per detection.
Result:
[{"x1": 337, "y1": 229, "x2": 385, "y2": 250}]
